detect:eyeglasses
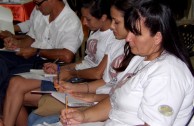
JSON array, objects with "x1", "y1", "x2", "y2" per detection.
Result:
[{"x1": 33, "y1": 0, "x2": 47, "y2": 7}]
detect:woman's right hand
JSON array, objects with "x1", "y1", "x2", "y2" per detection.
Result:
[
  {"x1": 43, "y1": 63, "x2": 57, "y2": 74},
  {"x1": 60, "y1": 108, "x2": 85, "y2": 125},
  {"x1": 54, "y1": 81, "x2": 75, "y2": 93}
]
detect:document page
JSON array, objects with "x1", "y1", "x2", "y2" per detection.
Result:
[
  {"x1": 15, "y1": 69, "x2": 56, "y2": 81},
  {"x1": 31, "y1": 91, "x2": 97, "y2": 107}
]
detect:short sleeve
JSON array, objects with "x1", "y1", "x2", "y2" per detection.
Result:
[{"x1": 138, "y1": 76, "x2": 186, "y2": 126}]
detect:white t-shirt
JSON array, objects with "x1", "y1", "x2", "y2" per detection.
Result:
[
  {"x1": 75, "y1": 29, "x2": 114, "y2": 70},
  {"x1": 102, "y1": 39, "x2": 125, "y2": 83},
  {"x1": 105, "y1": 51, "x2": 194, "y2": 126},
  {"x1": 27, "y1": 4, "x2": 83, "y2": 54},
  {"x1": 96, "y1": 56, "x2": 144, "y2": 95},
  {"x1": 96, "y1": 40, "x2": 126, "y2": 94}
]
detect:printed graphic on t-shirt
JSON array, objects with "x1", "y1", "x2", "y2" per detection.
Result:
[
  {"x1": 85, "y1": 39, "x2": 98, "y2": 63},
  {"x1": 109, "y1": 73, "x2": 133, "y2": 95},
  {"x1": 109, "y1": 54, "x2": 124, "y2": 82}
]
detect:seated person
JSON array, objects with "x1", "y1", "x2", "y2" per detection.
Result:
[
  {"x1": 2, "y1": 0, "x2": 125, "y2": 125},
  {"x1": 58, "y1": 0, "x2": 194, "y2": 125},
  {"x1": 27, "y1": 0, "x2": 132, "y2": 125},
  {"x1": 0, "y1": 0, "x2": 70, "y2": 38},
  {"x1": 1, "y1": 0, "x2": 83, "y2": 125}
]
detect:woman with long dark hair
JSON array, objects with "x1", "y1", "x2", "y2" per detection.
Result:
[{"x1": 59, "y1": 0, "x2": 194, "y2": 125}]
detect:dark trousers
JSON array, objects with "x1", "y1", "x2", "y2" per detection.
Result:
[{"x1": 0, "y1": 51, "x2": 43, "y2": 113}]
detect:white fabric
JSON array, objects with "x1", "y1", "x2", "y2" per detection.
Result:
[
  {"x1": 105, "y1": 51, "x2": 194, "y2": 126},
  {"x1": 27, "y1": 4, "x2": 83, "y2": 53},
  {"x1": 17, "y1": 0, "x2": 68, "y2": 33},
  {"x1": 102, "y1": 39, "x2": 125, "y2": 83},
  {"x1": 75, "y1": 29, "x2": 114, "y2": 70},
  {"x1": 0, "y1": 6, "x2": 14, "y2": 34},
  {"x1": 17, "y1": 7, "x2": 35, "y2": 33},
  {"x1": 96, "y1": 39, "x2": 126, "y2": 94},
  {"x1": 96, "y1": 56, "x2": 144, "y2": 95},
  {"x1": 17, "y1": 20, "x2": 30, "y2": 33}
]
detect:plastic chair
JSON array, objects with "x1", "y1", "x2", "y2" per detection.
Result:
[{"x1": 178, "y1": 24, "x2": 194, "y2": 56}]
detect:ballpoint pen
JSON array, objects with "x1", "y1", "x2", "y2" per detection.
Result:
[
  {"x1": 65, "y1": 95, "x2": 68, "y2": 125},
  {"x1": 53, "y1": 58, "x2": 59, "y2": 64}
]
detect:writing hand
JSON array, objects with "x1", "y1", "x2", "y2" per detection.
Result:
[
  {"x1": 60, "y1": 108, "x2": 85, "y2": 125},
  {"x1": 43, "y1": 63, "x2": 57, "y2": 74}
]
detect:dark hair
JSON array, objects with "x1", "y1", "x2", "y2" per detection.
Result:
[
  {"x1": 124, "y1": 0, "x2": 194, "y2": 76},
  {"x1": 110, "y1": 0, "x2": 134, "y2": 72},
  {"x1": 80, "y1": 0, "x2": 111, "y2": 19}
]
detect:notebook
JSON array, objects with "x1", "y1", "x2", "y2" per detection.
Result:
[
  {"x1": 31, "y1": 91, "x2": 97, "y2": 107},
  {"x1": 15, "y1": 69, "x2": 56, "y2": 81}
]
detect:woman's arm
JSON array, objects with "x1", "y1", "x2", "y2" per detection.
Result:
[
  {"x1": 60, "y1": 97, "x2": 111, "y2": 125},
  {"x1": 59, "y1": 55, "x2": 108, "y2": 81}
]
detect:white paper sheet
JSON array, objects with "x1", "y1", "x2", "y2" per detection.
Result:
[{"x1": 31, "y1": 91, "x2": 97, "y2": 107}]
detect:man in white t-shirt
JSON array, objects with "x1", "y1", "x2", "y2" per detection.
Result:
[
  {"x1": 0, "y1": 1, "x2": 83, "y2": 125},
  {"x1": 0, "y1": 0, "x2": 83, "y2": 78}
]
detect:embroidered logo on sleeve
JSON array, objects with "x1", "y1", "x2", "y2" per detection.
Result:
[{"x1": 158, "y1": 105, "x2": 173, "y2": 116}]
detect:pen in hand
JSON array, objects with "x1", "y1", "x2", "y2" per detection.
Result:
[
  {"x1": 65, "y1": 95, "x2": 68, "y2": 125},
  {"x1": 53, "y1": 58, "x2": 59, "y2": 64}
]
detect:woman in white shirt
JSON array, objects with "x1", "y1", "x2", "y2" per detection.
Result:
[{"x1": 59, "y1": 0, "x2": 194, "y2": 126}]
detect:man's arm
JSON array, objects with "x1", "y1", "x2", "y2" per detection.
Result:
[
  {"x1": 17, "y1": 35, "x2": 34, "y2": 48},
  {"x1": 38, "y1": 48, "x2": 75, "y2": 63}
]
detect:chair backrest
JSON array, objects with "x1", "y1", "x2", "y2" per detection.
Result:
[{"x1": 178, "y1": 24, "x2": 194, "y2": 53}]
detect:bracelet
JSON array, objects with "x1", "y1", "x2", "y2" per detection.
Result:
[
  {"x1": 36, "y1": 48, "x2": 40, "y2": 57},
  {"x1": 86, "y1": 83, "x2": 89, "y2": 93}
]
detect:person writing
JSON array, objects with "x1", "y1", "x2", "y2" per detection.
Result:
[
  {"x1": 59, "y1": 0, "x2": 194, "y2": 125},
  {"x1": 2, "y1": 0, "x2": 125, "y2": 125},
  {"x1": 27, "y1": 0, "x2": 130, "y2": 124},
  {"x1": 1, "y1": 0, "x2": 83, "y2": 126},
  {"x1": 29, "y1": 0, "x2": 127, "y2": 125}
]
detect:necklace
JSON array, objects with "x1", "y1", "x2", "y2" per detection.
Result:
[
  {"x1": 110, "y1": 51, "x2": 167, "y2": 94},
  {"x1": 128, "y1": 60, "x2": 153, "y2": 78},
  {"x1": 128, "y1": 51, "x2": 166, "y2": 78}
]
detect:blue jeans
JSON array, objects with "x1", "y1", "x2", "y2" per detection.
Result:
[{"x1": 28, "y1": 112, "x2": 59, "y2": 126}]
